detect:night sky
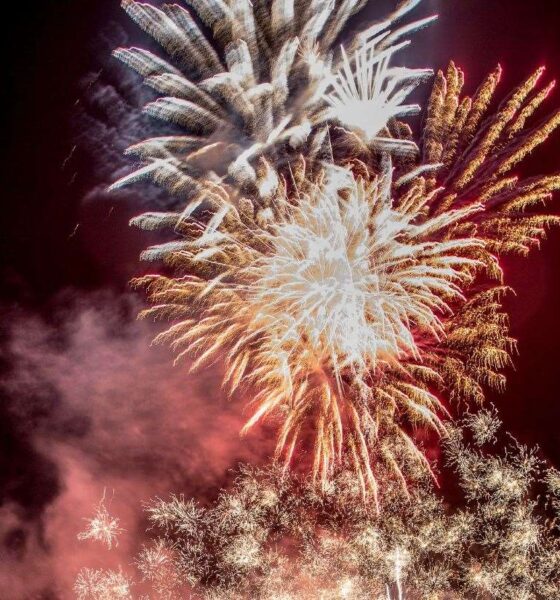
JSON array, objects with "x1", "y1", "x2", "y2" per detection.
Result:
[{"x1": 1, "y1": 1, "x2": 560, "y2": 597}]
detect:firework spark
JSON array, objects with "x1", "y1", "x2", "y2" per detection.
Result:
[
  {"x1": 111, "y1": 0, "x2": 560, "y2": 500},
  {"x1": 78, "y1": 493, "x2": 124, "y2": 550}
]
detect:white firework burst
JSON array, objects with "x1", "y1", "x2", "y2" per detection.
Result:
[{"x1": 324, "y1": 41, "x2": 431, "y2": 148}]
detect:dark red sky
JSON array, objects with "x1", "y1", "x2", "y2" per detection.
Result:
[{"x1": 1, "y1": 1, "x2": 560, "y2": 596}]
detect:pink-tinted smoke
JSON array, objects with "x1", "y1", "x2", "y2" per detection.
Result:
[{"x1": 0, "y1": 292, "x2": 274, "y2": 599}]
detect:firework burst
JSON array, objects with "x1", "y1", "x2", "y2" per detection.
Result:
[
  {"x1": 112, "y1": 0, "x2": 560, "y2": 501},
  {"x1": 75, "y1": 412, "x2": 560, "y2": 599}
]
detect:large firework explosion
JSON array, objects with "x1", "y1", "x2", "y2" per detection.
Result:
[
  {"x1": 75, "y1": 0, "x2": 560, "y2": 597},
  {"x1": 110, "y1": 0, "x2": 559, "y2": 495}
]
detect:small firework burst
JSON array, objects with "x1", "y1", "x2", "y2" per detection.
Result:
[
  {"x1": 323, "y1": 40, "x2": 429, "y2": 146},
  {"x1": 74, "y1": 568, "x2": 133, "y2": 600},
  {"x1": 463, "y1": 406, "x2": 501, "y2": 447},
  {"x1": 77, "y1": 494, "x2": 124, "y2": 550}
]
